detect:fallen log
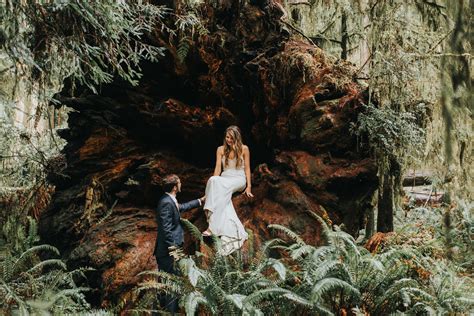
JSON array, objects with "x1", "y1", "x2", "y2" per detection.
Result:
[{"x1": 403, "y1": 170, "x2": 434, "y2": 186}]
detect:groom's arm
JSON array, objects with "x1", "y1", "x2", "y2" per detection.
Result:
[{"x1": 179, "y1": 199, "x2": 201, "y2": 213}]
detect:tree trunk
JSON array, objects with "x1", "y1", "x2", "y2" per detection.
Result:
[
  {"x1": 377, "y1": 172, "x2": 394, "y2": 232},
  {"x1": 377, "y1": 158, "x2": 401, "y2": 232},
  {"x1": 341, "y1": 11, "x2": 348, "y2": 60},
  {"x1": 365, "y1": 204, "x2": 376, "y2": 239}
]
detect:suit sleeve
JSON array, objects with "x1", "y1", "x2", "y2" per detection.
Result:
[
  {"x1": 179, "y1": 199, "x2": 201, "y2": 213},
  {"x1": 159, "y1": 201, "x2": 177, "y2": 248}
]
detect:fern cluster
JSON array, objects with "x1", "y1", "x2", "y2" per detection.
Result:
[
  {"x1": 0, "y1": 215, "x2": 92, "y2": 314},
  {"x1": 276, "y1": 212, "x2": 473, "y2": 314},
  {"x1": 134, "y1": 213, "x2": 473, "y2": 315},
  {"x1": 394, "y1": 200, "x2": 474, "y2": 270},
  {"x1": 136, "y1": 227, "x2": 298, "y2": 315},
  {"x1": 275, "y1": 221, "x2": 426, "y2": 314}
]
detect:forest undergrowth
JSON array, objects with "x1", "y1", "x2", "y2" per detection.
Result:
[{"x1": 2, "y1": 194, "x2": 472, "y2": 315}]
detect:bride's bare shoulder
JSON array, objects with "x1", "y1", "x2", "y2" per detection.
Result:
[
  {"x1": 243, "y1": 145, "x2": 249, "y2": 152},
  {"x1": 217, "y1": 146, "x2": 224, "y2": 154}
]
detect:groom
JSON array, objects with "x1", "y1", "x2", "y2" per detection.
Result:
[{"x1": 154, "y1": 174, "x2": 204, "y2": 313}]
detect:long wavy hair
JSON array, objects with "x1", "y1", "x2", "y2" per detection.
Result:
[{"x1": 223, "y1": 125, "x2": 243, "y2": 168}]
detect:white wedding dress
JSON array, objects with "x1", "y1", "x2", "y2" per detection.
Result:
[{"x1": 204, "y1": 156, "x2": 248, "y2": 255}]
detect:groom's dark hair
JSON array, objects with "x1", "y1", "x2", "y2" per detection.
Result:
[{"x1": 162, "y1": 174, "x2": 180, "y2": 193}]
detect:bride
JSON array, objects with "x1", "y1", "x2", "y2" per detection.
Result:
[{"x1": 202, "y1": 125, "x2": 254, "y2": 255}]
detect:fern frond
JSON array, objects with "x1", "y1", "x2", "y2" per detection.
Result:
[
  {"x1": 407, "y1": 302, "x2": 438, "y2": 315},
  {"x1": 261, "y1": 238, "x2": 286, "y2": 254},
  {"x1": 136, "y1": 279, "x2": 182, "y2": 296},
  {"x1": 289, "y1": 244, "x2": 315, "y2": 260},
  {"x1": 137, "y1": 270, "x2": 182, "y2": 282},
  {"x1": 310, "y1": 246, "x2": 336, "y2": 261},
  {"x1": 180, "y1": 218, "x2": 203, "y2": 243},
  {"x1": 243, "y1": 287, "x2": 295, "y2": 305},
  {"x1": 185, "y1": 291, "x2": 210, "y2": 315},
  {"x1": 282, "y1": 292, "x2": 313, "y2": 307},
  {"x1": 374, "y1": 278, "x2": 419, "y2": 312},
  {"x1": 236, "y1": 276, "x2": 273, "y2": 293},
  {"x1": 355, "y1": 257, "x2": 385, "y2": 290},
  {"x1": 16, "y1": 244, "x2": 60, "y2": 265},
  {"x1": 405, "y1": 287, "x2": 436, "y2": 304},
  {"x1": 379, "y1": 247, "x2": 421, "y2": 265},
  {"x1": 313, "y1": 260, "x2": 352, "y2": 284},
  {"x1": 1, "y1": 253, "x2": 14, "y2": 281},
  {"x1": 331, "y1": 231, "x2": 360, "y2": 257},
  {"x1": 311, "y1": 278, "x2": 361, "y2": 303},
  {"x1": 260, "y1": 258, "x2": 287, "y2": 281},
  {"x1": 194, "y1": 21, "x2": 209, "y2": 37},
  {"x1": 305, "y1": 210, "x2": 332, "y2": 245},
  {"x1": 27, "y1": 287, "x2": 90, "y2": 310},
  {"x1": 25, "y1": 216, "x2": 40, "y2": 247},
  {"x1": 180, "y1": 257, "x2": 204, "y2": 287},
  {"x1": 26, "y1": 259, "x2": 67, "y2": 275},
  {"x1": 225, "y1": 293, "x2": 246, "y2": 310},
  {"x1": 177, "y1": 36, "x2": 190, "y2": 63},
  {"x1": 359, "y1": 257, "x2": 385, "y2": 274},
  {"x1": 210, "y1": 234, "x2": 222, "y2": 253},
  {"x1": 268, "y1": 224, "x2": 305, "y2": 245}
]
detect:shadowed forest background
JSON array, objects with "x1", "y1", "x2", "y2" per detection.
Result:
[{"x1": 0, "y1": 0, "x2": 472, "y2": 315}]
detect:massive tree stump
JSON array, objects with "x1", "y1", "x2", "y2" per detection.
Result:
[{"x1": 39, "y1": 2, "x2": 377, "y2": 306}]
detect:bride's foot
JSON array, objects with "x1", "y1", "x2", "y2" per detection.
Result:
[{"x1": 202, "y1": 229, "x2": 212, "y2": 236}]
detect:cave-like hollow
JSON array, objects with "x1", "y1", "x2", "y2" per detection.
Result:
[{"x1": 39, "y1": 2, "x2": 378, "y2": 306}]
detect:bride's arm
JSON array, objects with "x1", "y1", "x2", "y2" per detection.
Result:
[
  {"x1": 243, "y1": 146, "x2": 254, "y2": 198},
  {"x1": 213, "y1": 147, "x2": 223, "y2": 176}
]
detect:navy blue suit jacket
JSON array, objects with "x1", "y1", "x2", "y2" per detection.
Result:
[{"x1": 154, "y1": 194, "x2": 200, "y2": 258}]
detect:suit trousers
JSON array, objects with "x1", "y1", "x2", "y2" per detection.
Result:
[{"x1": 156, "y1": 254, "x2": 179, "y2": 314}]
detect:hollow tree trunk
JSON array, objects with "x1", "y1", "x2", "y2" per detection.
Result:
[{"x1": 39, "y1": 1, "x2": 379, "y2": 307}]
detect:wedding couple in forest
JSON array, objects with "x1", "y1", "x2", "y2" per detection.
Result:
[{"x1": 153, "y1": 125, "x2": 253, "y2": 313}]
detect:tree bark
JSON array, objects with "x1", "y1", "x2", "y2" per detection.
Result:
[
  {"x1": 377, "y1": 172, "x2": 394, "y2": 232},
  {"x1": 377, "y1": 158, "x2": 400, "y2": 233},
  {"x1": 341, "y1": 11, "x2": 348, "y2": 60}
]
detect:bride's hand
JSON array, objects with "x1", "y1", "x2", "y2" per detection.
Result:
[{"x1": 243, "y1": 187, "x2": 254, "y2": 198}]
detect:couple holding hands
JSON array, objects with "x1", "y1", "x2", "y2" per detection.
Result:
[{"x1": 153, "y1": 126, "x2": 253, "y2": 313}]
